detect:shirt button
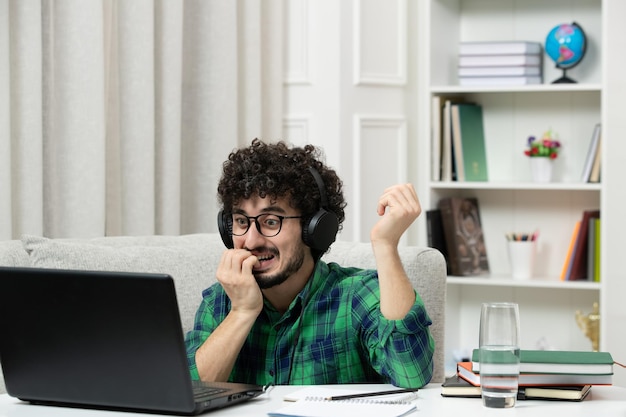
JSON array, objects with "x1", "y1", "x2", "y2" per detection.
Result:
[{"x1": 269, "y1": 370, "x2": 274, "y2": 377}]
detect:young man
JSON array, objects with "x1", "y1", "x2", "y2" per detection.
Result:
[{"x1": 185, "y1": 139, "x2": 434, "y2": 388}]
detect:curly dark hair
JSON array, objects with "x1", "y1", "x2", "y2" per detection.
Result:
[{"x1": 218, "y1": 139, "x2": 346, "y2": 231}]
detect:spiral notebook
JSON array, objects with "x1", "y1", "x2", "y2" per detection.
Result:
[{"x1": 268, "y1": 387, "x2": 418, "y2": 417}]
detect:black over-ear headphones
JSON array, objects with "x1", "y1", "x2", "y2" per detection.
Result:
[{"x1": 217, "y1": 167, "x2": 339, "y2": 253}]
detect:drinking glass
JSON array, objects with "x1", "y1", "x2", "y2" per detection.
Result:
[{"x1": 479, "y1": 302, "x2": 520, "y2": 408}]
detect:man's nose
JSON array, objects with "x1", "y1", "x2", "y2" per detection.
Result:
[{"x1": 244, "y1": 220, "x2": 266, "y2": 246}]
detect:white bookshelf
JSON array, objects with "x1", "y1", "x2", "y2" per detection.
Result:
[{"x1": 415, "y1": 0, "x2": 614, "y2": 375}]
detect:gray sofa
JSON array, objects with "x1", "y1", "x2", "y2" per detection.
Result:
[{"x1": 0, "y1": 233, "x2": 446, "y2": 394}]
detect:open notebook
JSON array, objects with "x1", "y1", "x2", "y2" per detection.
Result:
[{"x1": 268, "y1": 387, "x2": 418, "y2": 417}]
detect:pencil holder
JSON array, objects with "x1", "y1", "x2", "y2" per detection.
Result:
[{"x1": 507, "y1": 240, "x2": 536, "y2": 279}]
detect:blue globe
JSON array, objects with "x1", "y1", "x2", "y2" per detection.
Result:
[{"x1": 545, "y1": 22, "x2": 586, "y2": 69}]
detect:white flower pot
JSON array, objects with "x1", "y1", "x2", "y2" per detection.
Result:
[{"x1": 530, "y1": 157, "x2": 553, "y2": 182}]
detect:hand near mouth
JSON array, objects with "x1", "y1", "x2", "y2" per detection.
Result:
[{"x1": 216, "y1": 249, "x2": 264, "y2": 316}]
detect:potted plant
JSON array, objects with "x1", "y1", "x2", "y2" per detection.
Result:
[{"x1": 525, "y1": 130, "x2": 561, "y2": 182}]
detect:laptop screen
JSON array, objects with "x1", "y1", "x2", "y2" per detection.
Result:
[{"x1": 0, "y1": 266, "x2": 262, "y2": 415}]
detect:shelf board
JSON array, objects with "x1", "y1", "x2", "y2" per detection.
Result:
[
  {"x1": 429, "y1": 181, "x2": 601, "y2": 191},
  {"x1": 431, "y1": 84, "x2": 602, "y2": 94},
  {"x1": 447, "y1": 276, "x2": 601, "y2": 291}
]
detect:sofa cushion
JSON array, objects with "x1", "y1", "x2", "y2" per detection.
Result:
[
  {"x1": 0, "y1": 239, "x2": 30, "y2": 267},
  {"x1": 22, "y1": 234, "x2": 224, "y2": 333}
]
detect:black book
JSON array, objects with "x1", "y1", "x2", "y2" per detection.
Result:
[
  {"x1": 441, "y1": 375, "x2": 481, "y2": 398},
  {"x1": 518, "y1": 385, "x2": 592, "y2": 402},
  {"x1": 426, "y1": 209, "x2": 451, "y2": 274}
]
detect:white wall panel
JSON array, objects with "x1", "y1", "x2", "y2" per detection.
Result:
[
  {"x1": 284, "y1": 0, "x2": 310, "y2": 85},
  {"x1": 352, "y1": 115, "x2": 407, "y2": 241},
  {"x1": 353, "y1": 0, "x2": 406, "y2": 86},
  {"x1": 282, "y1": 115, "x2": 311, "y2": 146}
]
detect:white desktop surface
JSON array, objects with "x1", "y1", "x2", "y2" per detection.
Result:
[{"x1": 1, "y1": 384, "x2": 625, "y2": 417}]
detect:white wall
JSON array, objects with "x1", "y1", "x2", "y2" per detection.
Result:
[{"x1": 282, "y1": 0, "x2": 421, "y2": 245}]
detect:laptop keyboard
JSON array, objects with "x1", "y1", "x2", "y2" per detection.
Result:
[{"x1": 192, "y1": 384, "x2": 228, "y2": 400}]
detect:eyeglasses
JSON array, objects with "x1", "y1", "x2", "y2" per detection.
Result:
[{"x1": 231, "y1": 213, "x2": 302, "y2": 237}]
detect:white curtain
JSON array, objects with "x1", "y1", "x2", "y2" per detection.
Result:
[{"x1": 0, "y1": 0, "x2": 284, "y2": 240}]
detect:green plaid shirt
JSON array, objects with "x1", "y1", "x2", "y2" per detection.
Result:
[{"x1": 185, "y1": 261, "x2": 434, "y2": 388}]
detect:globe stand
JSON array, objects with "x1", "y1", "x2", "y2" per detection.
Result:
[{"x1": 552, "y1": 68, "x2": 577, "y2": 84}]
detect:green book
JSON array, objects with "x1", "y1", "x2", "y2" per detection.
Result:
[
  {"x1": 471, "y1": 349, "x2": 614, "y2": 375},
  {"x1": 452, "y1": 103, "x2": 488, "y2": 181}
]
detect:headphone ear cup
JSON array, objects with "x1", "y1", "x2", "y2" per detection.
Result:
[
  {"x1": 302, "y1": 208, "x2": 339, "y2": 252},
  {"x1": 217, "y1": 210, "x2": 234, "y2": 249}
]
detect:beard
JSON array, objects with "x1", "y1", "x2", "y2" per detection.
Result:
[{"x1": 253, "y1": 245, "x2": 306, "y2": 289}]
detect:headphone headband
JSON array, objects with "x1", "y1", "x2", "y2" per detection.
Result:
[{"x1": 308, "y1": 166, "x2": 329, "y2": 208}]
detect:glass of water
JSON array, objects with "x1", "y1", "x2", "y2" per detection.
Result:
[{"x1": 479, "y1": 302, "x2": 520, "y2": 408}]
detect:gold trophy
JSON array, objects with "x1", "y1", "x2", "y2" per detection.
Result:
[{"x1": 575, "y1": 302, "x2": 600, "y2": 351}]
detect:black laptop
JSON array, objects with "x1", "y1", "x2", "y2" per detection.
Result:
[{"x1": 0, "y1": 266, "x2": 264, "y2": 415}]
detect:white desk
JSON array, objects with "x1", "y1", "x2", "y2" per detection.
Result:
[{"x1": 1, "y1": 384, "x2": 625, "y2": 417}]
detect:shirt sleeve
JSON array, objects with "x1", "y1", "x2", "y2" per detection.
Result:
[
  {"x1": 184, "y1": 285, "x2": 228, "y2": 380},
  {"x1": 355, "y1": 273, "x2": 435, "y2": 388}
]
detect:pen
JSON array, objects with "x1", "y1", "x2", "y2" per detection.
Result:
[{"x1": 325, "y1": 388, "x2": 418, "y2": 401}]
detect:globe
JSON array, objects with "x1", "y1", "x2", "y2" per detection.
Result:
[{"x1": 545, "y1": 22, "x2": 587, "y2": 83}]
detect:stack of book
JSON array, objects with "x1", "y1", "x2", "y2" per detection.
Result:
[
  {"x1": 458, "y1": 41, "x2": 543, "y2": 86},
  {"x1": 442, "y1": 349, "x2": 614, "y2": 401}
]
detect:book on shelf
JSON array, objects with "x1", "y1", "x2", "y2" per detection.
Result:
[
  {"x1": 459, "y1": 41, "x2": 543, "y2": 56},
  {"x1": 450, "y1": 104, "x2": 465, "y2": 181},
  {"x1": 437, "y1": 197, "x2": 489, "y2": 276},
  {"x1": 458, "y1": 54, "x2": 541, "y2": 67},
  {"x1": 587, "y1": 217, "x2": 597, "y2": 281},
  {"x1": 440, "y1": 97, "x2": 465, "y2": 182},
  {"x1": 569, "y1": 210, "x2": 601, "y2": 280},
  {"x1": 425, "y1": 209, "x2": 451, "y2": 274},
  {"x1": 458, "y1": 65, "x2": 541, "y2": 77},
  {"x1": 441, "y1": 374, "x2": 592, "y2": 401},
  {"x1": 580, "y1": 123, "x2": 602, "y2": 182},
  {"x1": 471, "y1": 349, "x2": 614, "y2": 375},
  {"x1": 450, "y1": 103, "x2": 488, "y2": 182},
  {"x1": 593, "y1": 218, "x2": 601, "y2": 281},
  {"x1": 589, "y1": 129, "x2": 602, "y2": 183},
  {"x1": 457, "y1": 361, "x2": 613, "y2": 387},
  {"x1": 431, "y1": 95, "x2": 443, "y2": 181},
  {"x1": 271, "y1": 387, "x2": 418, "y2": 417},
  {"x1": 459, "y1": 75, "x2": 542, "y2": 86},
  {"x1": 560, "y1": 221, "x2": 581, "y2": 281},
  {"x1": 441, "y1": 99, "x2": 454, "y2": 182}
]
